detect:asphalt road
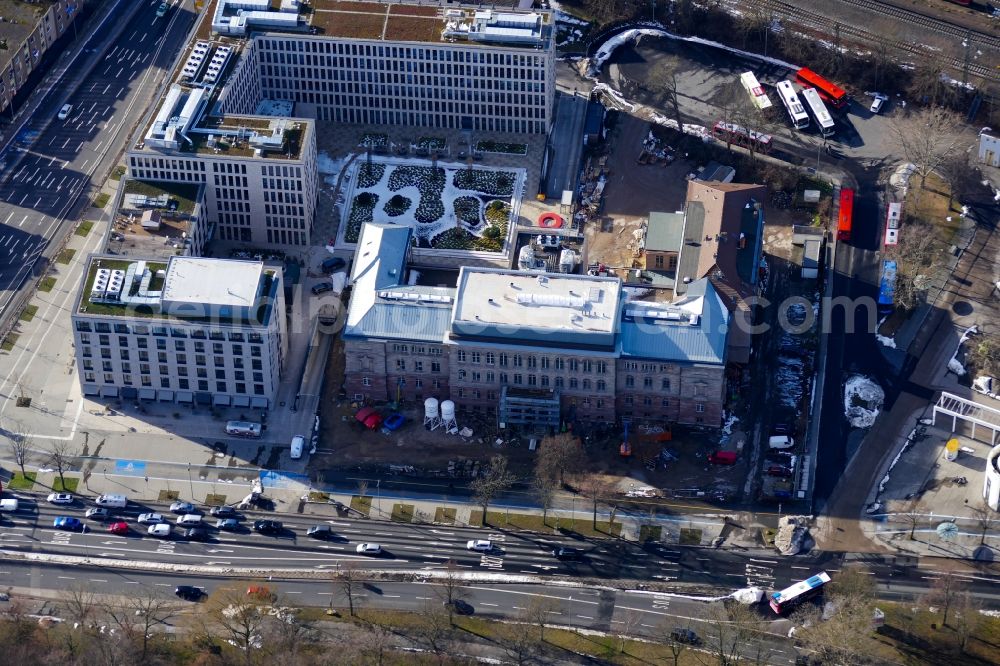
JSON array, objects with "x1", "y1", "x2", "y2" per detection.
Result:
[
  {"x1": 0, "y1": 0, "x2": 196, "y2": 319},
  {"x1": 1, "y1": 495, "x2": 842, "y2": 587}
]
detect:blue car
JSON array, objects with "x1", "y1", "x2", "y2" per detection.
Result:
[
  {"x1": 53, "y1": 516, "x2": 86, "y2": 532},
  {"x1": 383, "y1": 413, "x2": 405, "y2": 431}
]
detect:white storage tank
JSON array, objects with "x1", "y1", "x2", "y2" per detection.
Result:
[
  {"x1": 424, "y1": 397, "x2": 439, "y2": 420},
  {"x1": 518, "y1": 244, "x2": 535, "y2": 270},
  {"x1": 440, "y1": 400, "x2": 456, "y2": 423}
]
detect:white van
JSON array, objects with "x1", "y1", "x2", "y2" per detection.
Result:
[
  {"x1": 290, "y1": 435, "x2": 305, "y2": 460},
  {"x1": 768, "y1": 435, "x2": 795, "y2": 450},
  {"x1": 226, "y1": 421, "x2": 262, "y2": 438},
  {"x1": 96, "y1": 494, "x2": 128, "y2": 508},
  {"x1": 176, "y1": 514, "x2": 202, "y2": 526},
  {"x1": 0, "y1": 498, "x2": 19, "y2": 512}
]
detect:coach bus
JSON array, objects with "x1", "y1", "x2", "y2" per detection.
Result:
[
  {"x1": 740, "y1": 71, "x2": 773, "y2": 111},
  {"x1": 770, "y1": 571, "x2": 831, "y2": 614},
  {"x1": 801, "y1": 87, "x2": 835, "y2": 137},
  {"x1": 775, "y1": 80, "x2": 810, "y2": 130},
  {"x1": 878, "y1": 260, "x2": 897, "y2": 315},
  {"x1": 795, "y1": 67, "x2": 848, "y2": 109},
  {"x1": 712, "y1": 121, "x2": 773, "y2": 153},
  {"x1": 837, "y1": 188, "x2": 854, "y2": 242}
]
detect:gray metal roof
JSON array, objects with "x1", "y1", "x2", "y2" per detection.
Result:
[
  {"x1": 347, "y1": 298, "x2": 454, "y2": 342},
  {"x1": 619, "y1": 278, "x2": 728, "y2": 365},
  {"x1": 645, "y1": 211, "x2": 684, "y2": 252}
]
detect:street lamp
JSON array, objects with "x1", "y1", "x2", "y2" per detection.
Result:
[
  {"x1": 376, "y1": 479, "x2": 381, "y2": 516},
  {"x1": 187, "y1": 463, "x2": 194, "y2": 500}
]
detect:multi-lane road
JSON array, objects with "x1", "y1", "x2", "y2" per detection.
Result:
[{"x1": 0, "y1": 0, "x2": 197, "y2": 321}]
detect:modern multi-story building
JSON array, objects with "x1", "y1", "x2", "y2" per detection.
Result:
[
  {"x1": 125, "y1": 2, "x2": 553, "y2": 249},
  {"x1": 343, "y1": 222, "x2": 730, "y2": 428},
  {"x1": 216, "y1": 2, "x2": 555, "y2": 134},
  {"x1": 72, "y1": 255, "x2": 287, "y2": 408}
]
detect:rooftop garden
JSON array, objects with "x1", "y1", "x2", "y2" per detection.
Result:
[{"x1": 343, "y1": 158, "x2": 520, "y2": 253}]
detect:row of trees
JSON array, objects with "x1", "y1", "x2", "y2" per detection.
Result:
[{"x1": 5, "y1": 419, "x2": 76, "y2": 489}]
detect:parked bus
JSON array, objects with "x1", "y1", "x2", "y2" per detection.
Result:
[
  {"x1": 884, "y1": 202, "x2": 902, "y2": 247},
  {"x1": 795, "y1": 67, "x2": 848, "y2": 109},
  {"x1": 712, "y1": 121, "x2": 772, "y2": 153},
  {"x1": 800, "y1": 87, "x2": 835, "y2": 137},
  {"x1": 770, "y1": 571, "x2": 831, "y2": 614},
  {"x1": 739, "y1": 71, "x2": 772, "y2": 111},
  {"x1": 837, "y1": 188, "x2": 854, "y2": 242},
  {"x1": 775, "y1": 80, "x2": 810, "y2": 130},
  {"x1": 878, "y1": 260, "x2": 897, "y2": 315}
]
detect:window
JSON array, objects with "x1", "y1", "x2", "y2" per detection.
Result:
[
  {"x1": 471, "y1": 352, "x2": 481, "y2": 364},
  {"x1": 362, "y1": 377, "x2": 371, "y2": 387},
  {"x1": 457, "y1": 350, "x2": 467, "y2": 362},
  {"x1": 216, "y1": 382, "x2": 227, "y2": 393},
  {"x1": 485, "y1": 352, "x2": 495, "y2": 365},
  {"x1": 644, "y1": 377, "x2": 653, "y2": 389},
  {"x1": 597, "y1": 380, "x2": 606, "y2": 392},
  {"x1": 160, "y1": 377, "x2": 171, "y2": 388},
  {"x1": 554, "y1": 376, "x2": 564, "y2": 388},
  {"x1": 254, "y1": 384, "x2": 265, "y2": 395},
  {"x1": 569, "y1": 359, "x2": 579, "y2": 372},
  {"x1": 662, "y1": 398, "x2": 669, "y2": 407},
  {"x1": 643, "y1": 396, "x2": 652, "y2": 406},
  {"x1": 625, "y1": 375, "x2": 635, "y2": 388},
  {"x1": 176, "y1": 353, "x2": 186, "y2": 365},
  {"x1": 661, "y1": 378, "x2": 671, "y2": 390},
  {"x1": 414, "y1": 361, "x2": 423, "y2": 372},
  {"x1": 431, "y1": 362, "x2": 441, "y2": 372},
  {"x1": 137, "y1": 338, "x2": 147, "y2": 349},
  {"x1": 215, "y1": 369, "x2": 226, "y2": 379},
  {"x1": 527, "y1": 375, "x2": 537, "y2": 386},
  {"x1": 526, "y1": 356, "x2": 536, "y2": 369},
  {"x1": 625, "y1": 395, "x2": 634, "y2": 406},
  {"x1": 582, "y1": 360, "x2": 592, "y2": 373},
  {"x1": 696, "y1": 403, "x2": 705, "y2": 413},
  {"x1": 458, "y1": 370, "x2": 467, "y2": 380},
  {"x1": 597, "y1": 361, "x2": 607, "y2": 374},
  {"x1": 569, "y1": 378, "x2": 578, "y2": 389},
  {"x1": 499, "y1": 353, "x2": 508, "y2": 367},
  {"x1": 486, "y1": 371, "x2": 495, "y2": 382},
  {"x1": 396, "y1": 359, "x2": 406, "y2": 371},
  {"x1": 414, "y1": 378, "x2": 423, "y2": 388},
  {"x1": 178, "y1": 378, "x2": 189, "y2": 389},
  {"x1": 472, "y1": 372, "x2": 481, "y2": 382},
  {"x1": 555, "y1": 358, "x2": 564, "y2": 371},
  {"x1": 513, "y1": 373, "x2": 522, "y2": 385},
  {"x1": 195, "y1": 354, "x2": 206, "y2": 366},
  {"x1": 583, "y1": 379, "x2": 591, "y2": 390},
  {"x1": 198, "y1": 380, "x2": 209, "y2": 391},
  {"x1": 393, "y1": 344, "x2": 408, "y2": 353},
  {"x1": 512, "y1": 355, "x2": 522, "y2": 367},
  {"x1": 156, "y1": 339, "x2": 166, "y2": 350},
  {"x1": 541, "y1": 375, "x2": 549, "y2": 387}
]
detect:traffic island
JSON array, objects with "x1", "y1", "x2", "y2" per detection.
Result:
[
  {"x1": 7, "y1": 472, "x2": 36, "y2": 490},
  {"x1": 469, "y1": 510, "x2": 622, "y2": 538},
  {"x1": 390, "y1": 503, "x2": 414, "y2": 523},
  {"x1": 350, "y1": 495, "x2": 372, "y2": 517},
  {"x1": 434, "y1": 507, "x2": 457, "y2": 524}
]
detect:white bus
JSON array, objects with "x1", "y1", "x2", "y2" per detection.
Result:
[
  {"x1": 770, "y1": 571, "x2": 831, "y2": 614},
  {"x1": 801, "y1": 87, "x2": 835, "y2": 137},
  {"x1": 775, "y1": 80, "x2": 810, "y2": 130},
  {"x1": 740, "y1": 71, "x2": 772, "y2": 111}
]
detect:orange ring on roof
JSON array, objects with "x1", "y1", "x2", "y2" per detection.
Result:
[{"x1": 538, "y1": 212, "x2": 564, "y2": 228}]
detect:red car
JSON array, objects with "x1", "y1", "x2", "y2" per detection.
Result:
[
  {"x1": 707, "y1": 451, "x2": 738, "y2": 465},
  {"x1": 107, "y1": 521, "x2": 129, "y2": 535}
]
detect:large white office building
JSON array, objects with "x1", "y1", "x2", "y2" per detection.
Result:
[{"x1": 72, "y1": 255, "x2": 287, "y2": 408}]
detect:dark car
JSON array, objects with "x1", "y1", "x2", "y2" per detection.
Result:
[
  {"x1": 175, "y1": 585, "x2": 205, "y2": 601},
  {"x1": 311, "y1": 282, "x2": 333, "y2": 295},
  {"x1": 215, "y1": 518, "x2": 240, "y2": 531},
  {"x1": 772, "y1": 423, "x2": 795, "y2": 436},
  {"x1": 445, "y1": 599, "x2": 474, "y2": 615},
  {"x1": 321, "y1": 257, "x2": 346, "y2": 272},
  {"x1": 253, "y1": 519, "x2": 283, "y2": 534},
  {"x1": 552, "y1": 547, "x2": 584, "y2": 561},
  {"x1": 670, "y1": 627, "x2": 700, "y2": 645},
  {"x1": 767, "y1": 466, "x2": 794, "y2": 478},
  {"x1": 185, "y1": 527, "x2": 210, "y2": 541},
  {"x1": 210, "y1": 505, "x2": 239, "y2": 518},
  {"x1": 307, "y1": 525, "x2": 333, "y2": 539}
]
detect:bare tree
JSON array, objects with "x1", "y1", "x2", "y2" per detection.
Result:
[
  {"x1": 357, "y1": 478, "x2": 369, "y2": 499},
  {"x1": 889, "y1": 106, "x2": 965, "y2": 206},
  {"x1": 643, "y1": 56, "x2": 684, "y2": 133},
  {"x1": 62, "y1": 583, "x2": 99, "y2": 625},
  {"x1": 434, "y1": 561, "x2": 466, "y2": 625},
  {"x1": 967, "y1": 499, "x2": 998, "y2": 545},
  {"x1": 886, "y1": 219, "x2": 947, "y2": 312},
  {"x1": 536, "y1": 432, "x2": 580, "y2": 485},
  {"x1": 938, "y1": 149, "x2": 980, "y2": 210},
  {"x1": 412, "y1": 600, "x2": 453, "y2": 665},
  {"x1": 924, "y1": 571, "x2": 963, "y2": 626},
  {"x1": 579, "y1": 474, "x2": 617, "y2": 530},
  {"x1": 495, "y1": 621, "x2": 538, "y2": 665},
  {"x1": 617, "y1": 609, "x2": 643, "y2": 653},
  {"x1": 337, "y1": 560, "x2": 363, "y2": 617},
  {"x1": 702, "y1": 601, "x2": 771, "y2": 666},
  {"x1": 46, "y1": 440, "x2": 75, "y2": 492},
  {"x1": 200, "y1": 583, "x2": 273, "y2": 665},
  {"x1": 532, "y1": 467, "x2": 558, "y2": 525},
  {"x1": 952, "y1": 590, "x2": 983, "y2": 654},
  {"x1": 897, "y1": 499, "x2": 924, "y2": 540},
  {"x1": 792, "y1": 567, "x2": 877, "y2": 664},
  {"x1": 6, "y1": 424, "x2": 30, "y2": 477},
  {"x1": 102, "y1": 588, "x2": 177, "y2": 660},
  {"x1": 520, "y1": 595, "x2": 559, "y2": 642},
  {"x1": 968, "y1": 335, "x2": 1000, "y2": 377},
  {"x1": 469, "y1": 454, "x2": 516, "y2": 526}
]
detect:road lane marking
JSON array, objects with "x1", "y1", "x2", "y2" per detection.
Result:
[{"x1": 17, "y1": 215, "x2": 27, "y2": 228}]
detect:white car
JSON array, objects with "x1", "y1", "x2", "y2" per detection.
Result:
[
  {"x1": 768, "y1": 436, "x2": 795, "y2": 450},
  {"x1": 57, "y1": 103, "x2": 73, "y2": 120},
  {"x1": 138, "y1": 512, "x2": 164, "y2": 525},
  {"x1": 466, "y1": 539, "x2": 493, "y2": 552},
  {"x1": 355, "y1": 543, "x2": 382, "y2": 555},
  {"x1": 47, "y1": 493, "x2": 74, "y2": 505},
  {"x1": 147, "y1": 523, "x2": 172, "y2": 538},
  {"x1": 870, "y1": 94, "x2": 886, "y2": 114}
]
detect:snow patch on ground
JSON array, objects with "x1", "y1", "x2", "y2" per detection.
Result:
[
  {"x1": 875, "y1": 318, "x2": 896, "y2": 349},
  {"x1": 948, "y1": 358, "x2": 967, "y2": 376},
  {"x1": 592, "y1": 83, "x2": 635, "y2": 110},
  {"x1": 587, "y1": 26, "x2": 799, "y2": 77},
  {"x1": 947, "y1": 325, "x2": 979, "y2": 376},
  {"x1": 316, "y1": 152, "x2": 345, "y2": 175},
  {"x1": 722, "y1": 414, "x2": 739, "y2": 436},
  {"x1": 844, "y1": 375, "x2": 884, "y2": 429}
]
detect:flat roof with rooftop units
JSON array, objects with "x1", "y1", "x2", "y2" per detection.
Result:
[{"x1": 451, "y1": 268, "x2": 621, "y2": 350}]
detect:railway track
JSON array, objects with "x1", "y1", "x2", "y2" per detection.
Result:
[
  {"x1": 840, "y1": 0, "x2": 1000, "y2": 51},
  {"x1": 744, "y1": 0, "x2": 1000, "y2": 83}
]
